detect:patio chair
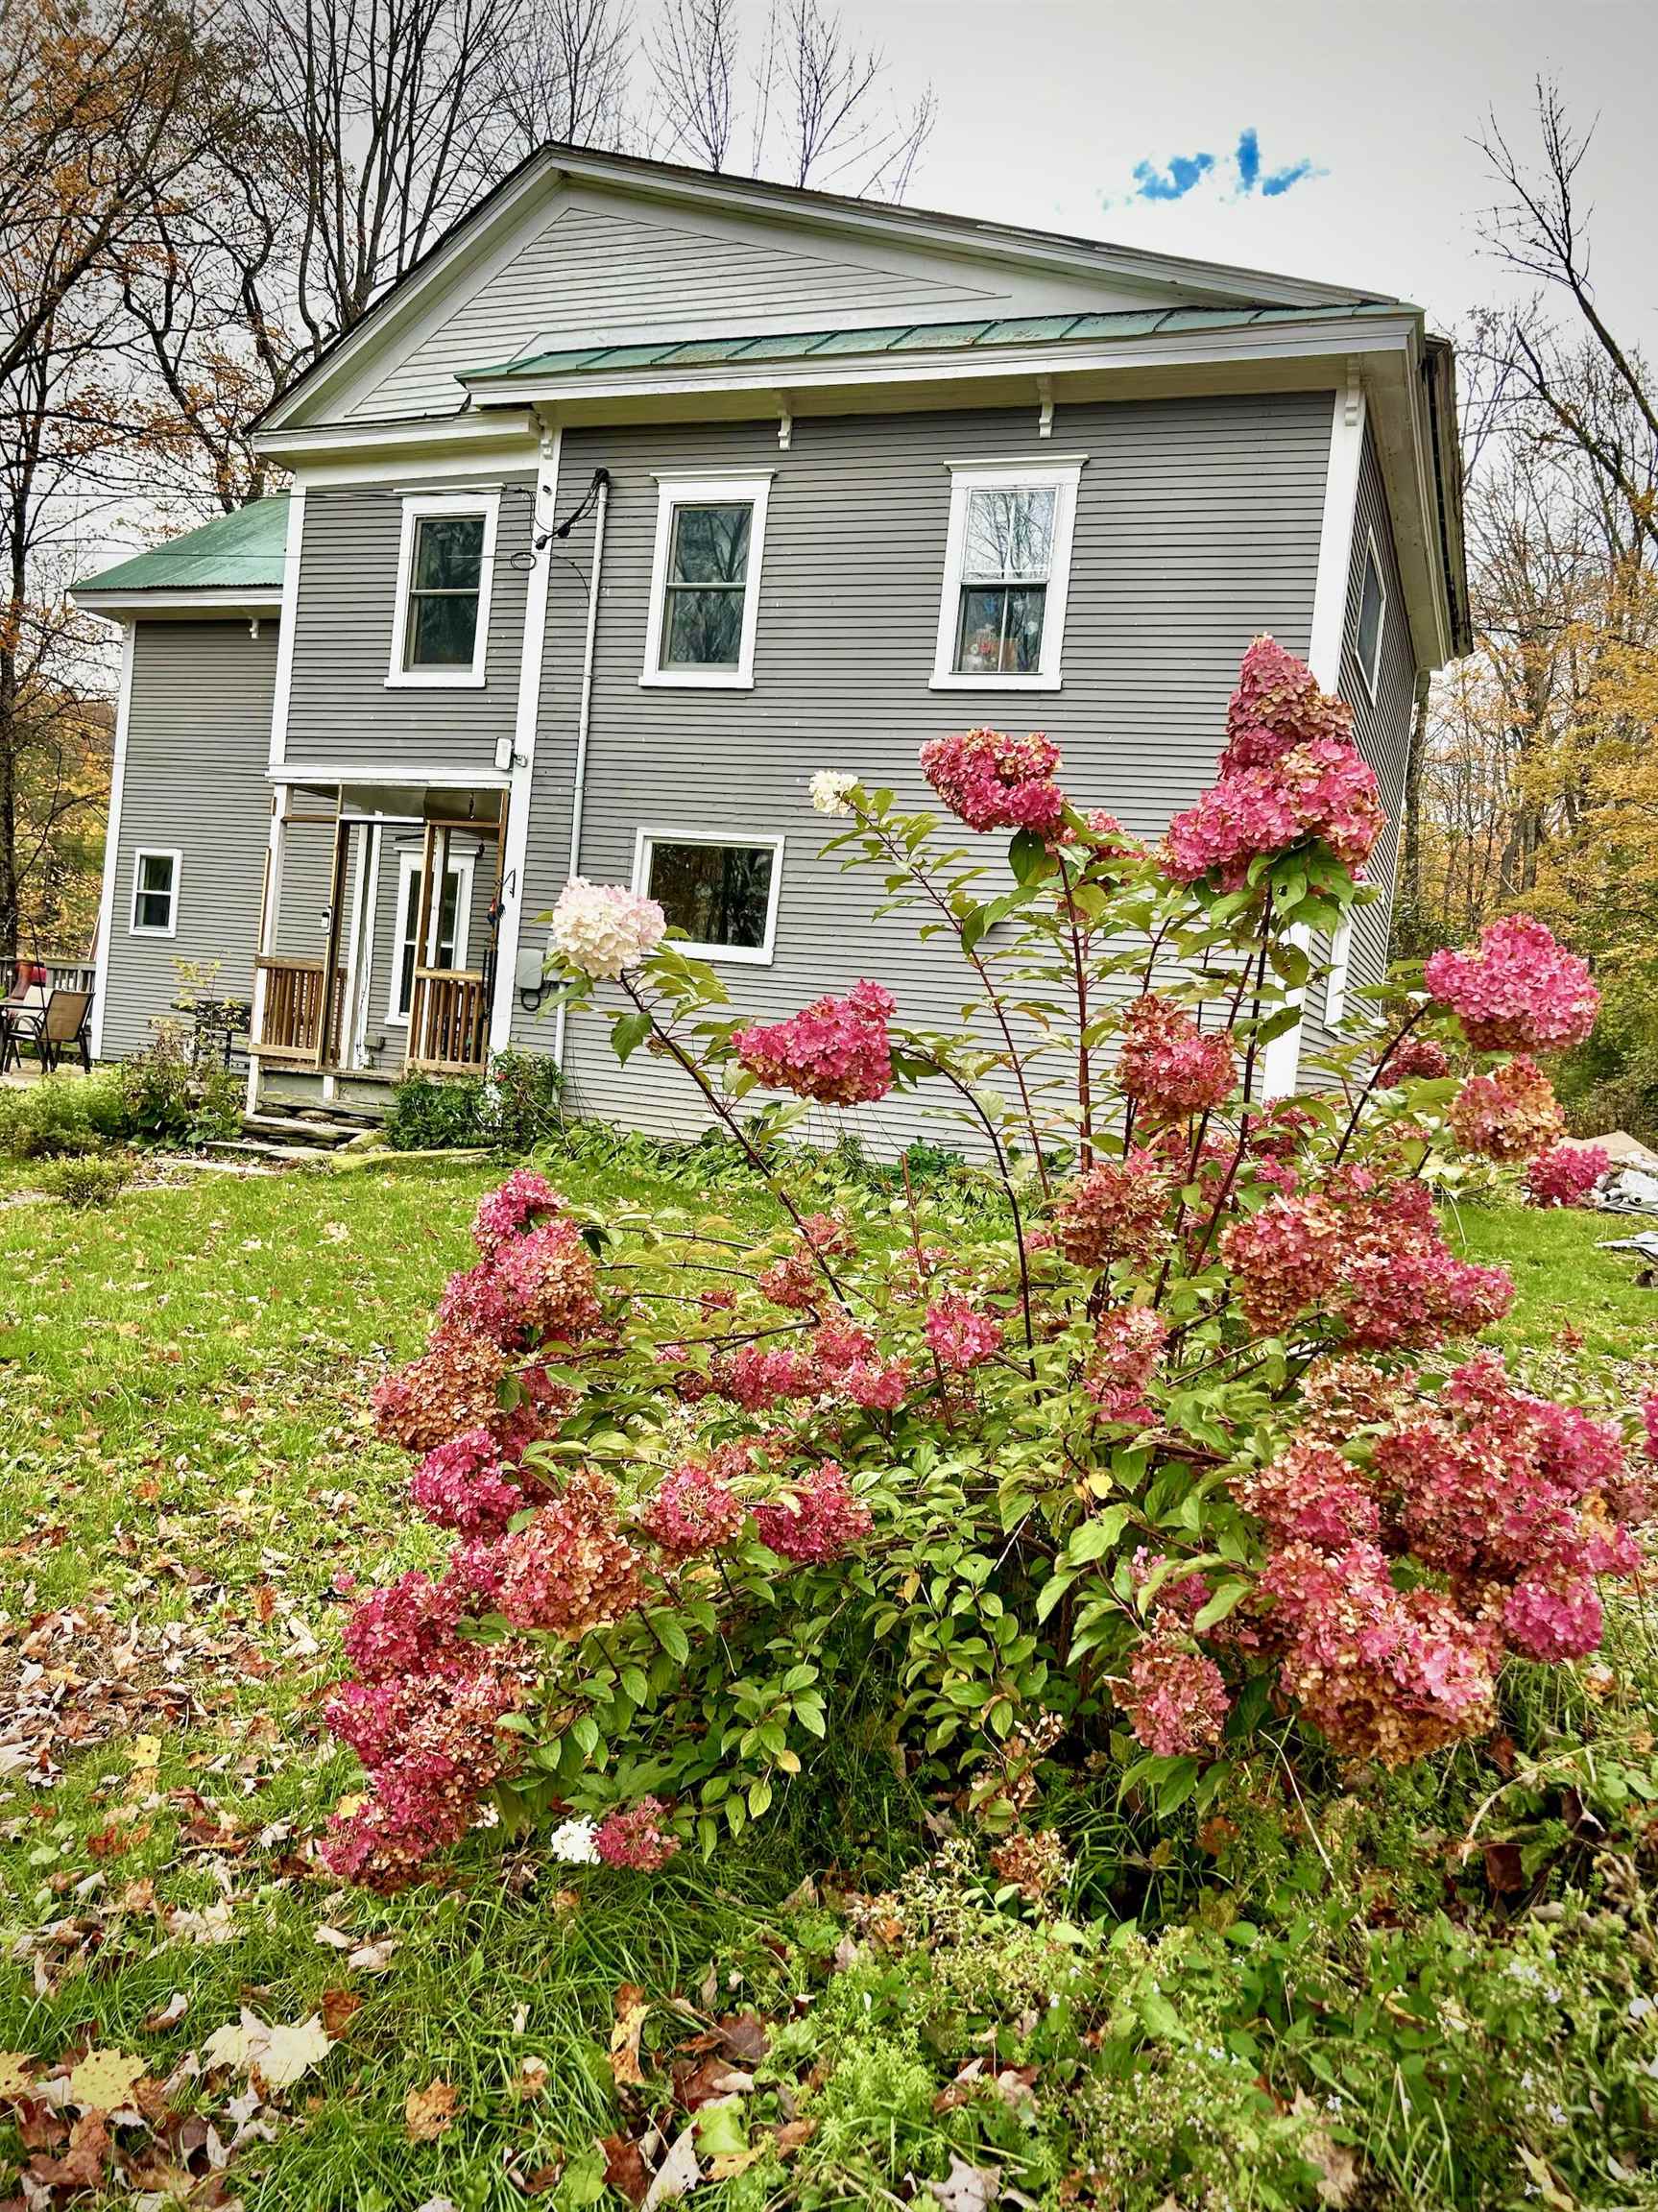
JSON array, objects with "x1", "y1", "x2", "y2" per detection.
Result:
[
  {"x1": 3, "y1": 987, "x2": 92, "y2": 1075},
  {"x1": 0, "y1": 974, "x2": 49, "y2": 1073}
]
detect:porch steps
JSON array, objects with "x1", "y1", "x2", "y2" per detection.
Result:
[{"x1": 204, "y1": 1104, "x2": 386, "y2": 1166}]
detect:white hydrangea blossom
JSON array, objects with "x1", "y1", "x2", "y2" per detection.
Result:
[
  {"x1": 549, "y1": 879, "x2": 666, "y2": 980},
  {"x1": 809, "y1": 769, "x2": 858, "y2": 817},
  {"x1": 549, "y1": 1815, "x2": 600, "y2": 1863}
]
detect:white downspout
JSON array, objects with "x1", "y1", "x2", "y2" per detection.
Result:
[{"x1": 553, "y1": 470, "x2": 610, "y2": 1071}]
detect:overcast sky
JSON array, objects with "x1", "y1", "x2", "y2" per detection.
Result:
[{"x1": 864, "y1": 0, "x2": 1656, "y2": 351}]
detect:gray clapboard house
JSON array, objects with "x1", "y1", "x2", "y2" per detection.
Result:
[{"x1": 76, "y1": 143, "x2": 1468, "y2": 1141}]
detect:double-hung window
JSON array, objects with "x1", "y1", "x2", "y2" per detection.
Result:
[
  {"x1": 388, "y1": 493, "x2": 498, "y2": 687},
  {"x1": 932, "y1": 459, "x2": 1083, "y2": 690},
  {"x1": 130, "y1": 848, "x2": 180, "y2": 935},
  {"x1": 641, "y1": 474, "x2": 772, "y2": 687},
  {"x1": 633, "y1": 830, "x2": 783, "y2": 964},
  {"x1": 1355, "y1": 530, "x2": 1387, "y2": 700}
]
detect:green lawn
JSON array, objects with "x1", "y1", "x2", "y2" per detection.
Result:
[{"x1": 1, "y1": 1159, "x2": 1655, "y2": 2211}]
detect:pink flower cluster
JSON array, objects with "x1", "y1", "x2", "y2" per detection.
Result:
[
  {"x1": 1449, "y1": 1055, "x2": 1566, "y2": 1165},
  {"x1": 734, "y1": 980, "x2": 896, "y2": 1106},
  {"x1": 472, "y1": 1169, "x2": 564, "y2": 1253},
  {"x1": 1162, "y1": 640, "x2": 1382, "y2": 888},
  {"x1": 707, "y1": 1321, "x2": 909, "y2": 1414},
  {"x1": 594, "y1": 1796, "x2": 680, "y2": 1871},
  {"x1": 1525, "y1": 1142, "x2": 1609, "y2": 1210},
  {"x1": 920, "y1": 727, "x2": 1067, "y2": 835},
  {"x1": 640, "y1": 1455, "x2": 746, "y2": 1555},
  {"x1": 924, "y1": 1293, "x2": 1003, "y2": 1372},
  {"x1": 1425, "y1": 916, "x2": 1598, "y2": 1053},
  {"x1": 1117, "y1": 996, "x2": 1237, "y2": 1119},
  {"x1": 480, "y1": 1469, "x2": 643, "y2": 1636},
  {"x1": 410, "y1": 1427, "x2": 532, "y2": 1534},
  {"x1": 1119, "y1": 1638, "x2": 1231, "y2": 1758},
  {"x1": 1086, "y1": 1305, "x2": 1168, "y2": 1425},
  {"x1": 1379, "y1": 1034, "x2": 1450, "y2": 1085},
  {"x1": 754, "y1": 1460, "x2": 873, "y2": 1563},
  {"x1": 1053, "y1": 1151, "x2": 1172, "y2": 1269}
]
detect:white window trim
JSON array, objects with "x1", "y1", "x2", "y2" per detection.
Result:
[
  {"x1": 129, "y1": 847, "x2": 181, "y2": 937},
  {"x1": 386, "y1": 846, "x2": 474, "y2": 1022},
  {"x1": 386, "y1": 491, "x2": 499, "y2": 689},
  {"x1": 632, "y1": 827, "x2": 784, "y2": 967},
  {"x1": 1326, "y1": 915, "x2": 1354, "y2": 1025},
  {"x1": 639, "y1": 473, "x2": 773, "y2": 690},
  {"x1": 1356, "y1": 526, "x2": 1387, "y2": 703},
  {"x1": 931, "y1": 457, "x2": 1085, "y2": 693}
]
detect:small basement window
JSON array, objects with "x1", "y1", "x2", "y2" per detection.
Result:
[
  {"x1": 389, "y1": 493, "x2": 498, "y2": 686},
  {"x1": 633, "y1": 830, "x2": 783, "y2": 963},
  {"x1": 641, "y1": 475, "x2": 772, "y2": 687},
  {"x1": 130, "y1": 848, "x2": 180, "y2": 935},
  {"x1": 1356, "y1": 531, "x2": 1387, "y2": 699},
  {"x1": 933, "y1": 459, "x2": 1083, "y2": 690}
]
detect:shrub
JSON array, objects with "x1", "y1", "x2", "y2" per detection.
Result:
[
  {"x1": 383, "y1": 1070, "x2": 488, "y2": 1149},
  {"x1": 115, "y1": 1025, "x2": 242, "y2": 1146},
  {"x1": 316, "y1": 637, "x2": 1648, "y2": 1895},
  {"x1": 0, "y1": 1070, "x2": 130, "y2": 1158},
  {"x1": 44, "y1": 1150, "x2": 134, "y2": 1209},
  {"x1": 484, "y1": 1047, "x2": 565, "y2": 1152}
]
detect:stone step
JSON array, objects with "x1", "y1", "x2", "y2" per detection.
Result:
[
  {"x1": 242, "y1": 1112, "x2": 362, "y2": 1148},
  {"x1": 205, "y1": 1137, "x2": 338, "y2": 1166}
]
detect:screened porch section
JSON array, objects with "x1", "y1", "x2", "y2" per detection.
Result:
[{"x1": 251, "y1": 783, "x2": 504, "y2": 1079}]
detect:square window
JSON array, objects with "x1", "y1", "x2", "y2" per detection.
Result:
[
  {"x1": 932, "y1": 462, "x2": 1082, "y2": 690},
  {"x1": 389, "y1": 495, "x2": 497, "y2": 686},
  {"x1": 130, "y1": 849, "x2": 179, "y2": 935},
  {"x1": 1356, "y1": 535, "x2": 1386, "y2": 698},
  {"x1": 634, "y1": 832, "x2": 782, "y2": 964},
  {"x1": 642, "y1": 477, "x2": 771, "y2": 688}
]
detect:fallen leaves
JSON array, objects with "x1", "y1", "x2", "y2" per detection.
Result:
[
  {"x1": 405, "y1": 2078, "x2": 461, "y2": 2141},
  {"x1": 610, "y1": 1982, "x2": 650, "y2": 2087},
  {"x1": 66, "y1": 2047, "x2": 147, "y2": 2114},
  {"x1": 199, "y1": 2008, "x2": 334, "y2": 2091}
]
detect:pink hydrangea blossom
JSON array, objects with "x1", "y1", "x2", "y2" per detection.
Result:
[
  {"x1": 1503, "y1": 1572, "x2": 1603, "y2": 1663},
  {"x1": 1235, "y1": 1440, "x2": 1381, "y2": 1551},
  {"x1": 1087, "y1": 1305, "x2": 1168, "y2": 1424},
  {"x1": 709, "y1": 1342, "x2": 822, "y2": 1411},
  {"x1": 594, "y1": 1796, "x2": 680, "y2": 1871},
  {"x1": 488, "y1": 1470, "x2": 643, "y2": 1636},
  {"x1": 409, "y1": 1427, "x2": 529, "y2": 1534},
  {"x1": 341, "y1": 1570, "x2": 466, "y2": 1683},
  {"x1": 1379, "y1": 1035, "x2": 1450, "y2": 1085},
  {"x1": 1116, "y1": 996, "x2": 1237, "y2": 1118},
  {"x1": 1220, "y1": 1195, "x2": 1342, "y2": 1335},
  {"x1": 549, "y1": 878, "x2": 666, "y2": 979},
  {"x1": 924, "y1": 1293, "x2": 1003, "y2": 1371},
  {"x1": 472, "y1": 1170, "x2": 564, "y2": 1255},
  {"x1": 920, "y1": 727, "x2": 1067, "y2": 834},
  {"x1": 1525, "y1": 1142, "x2": 1609, "y2": 1210},
  {"x1": 1221, "y1": 636, "x2": 1355, "y2": 771},
  {"x1": 1119, "y1": 1638, "x2": 1231, "y2": 1757},
  {"x1": 734, "y1": 980, "x2": 895, "y2": 1106},
  {"x1": 754, "y1": 1461, "x2": 873, "y2": 1562},
  {"x1": 1054, "y1": 1152, "x2": 1172, "y2": 1268},
  {"x1": 641, "y1": 1458, "x2": 745, "y2": 1554},
  {"x1": 757, "y1": 1250, "x2": 822, "y2": 1310},
  {"x1": 1449, "y1": 1055, "x2": 1566, "y2": 1164},
  {"x1": 1424, "y1": 916, "x2": 1598, "y2": 1053}
]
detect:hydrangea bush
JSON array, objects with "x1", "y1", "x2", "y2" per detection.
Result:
[{"x1": 323, "y1": 637, "x2": 1651, "y2": 1889}]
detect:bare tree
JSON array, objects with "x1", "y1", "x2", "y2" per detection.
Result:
[
  {"x1": 488, "y1": 0, "x2": 633, "y2": 159},
  {"x1": 1476, "y1": 80, "x2": 1658, "y2": 555},
  {"x1": 646, "y1": 0, "x2": 932, "y2": 195}
]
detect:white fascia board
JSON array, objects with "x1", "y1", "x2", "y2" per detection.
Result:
[
  {"x1": 254, "y1": 408, "x2": 541, "y2": 470},
  {"x1": 270, "y1": 759, "x2": 511, "y2": 789},
  {"x1": 460, "y1": 313, "x2": 1421, "y2": 410},
  {"x1": 73, "y1": 589, "x2": 283, "y2": 617}
]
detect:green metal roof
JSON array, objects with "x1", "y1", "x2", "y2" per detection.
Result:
[
  {"x1": 468, "y1": 301, "x2": 1399, "y2": 385},
  {"x1": 76, "y1": 494, "x2": 291, "y2": 595}
]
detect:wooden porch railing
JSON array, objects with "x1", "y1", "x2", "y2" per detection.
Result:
[
  {"x1": 407, "y1": 967, "x2": 490, "y2": 1074},
  {"x1": 253, "y1": 956, "x2": 345, "y2": 1062}
]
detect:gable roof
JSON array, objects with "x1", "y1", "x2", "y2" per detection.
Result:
[
  {"x1": 259, "y1": 141, "x2": 1406, "y2": 436},
  {"x1": 75, "y1": 496, "x2": 291, "y2": 603}
]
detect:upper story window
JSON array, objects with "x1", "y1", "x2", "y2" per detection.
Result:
[
  {"x1": 388, "y1": 493, "x2": 498, "y2": 688},
  {"x1": 633, "y1": 829, "x2": 783, "y2": 964},
  {"x1": 130, "y1": 848, "x2": 180, "y2": 935},
  {"x1": 641, "y1": 473, "x2": 772, "y2": 688},
  {"x1": 1356, "y1": 530, "x2": 1387, "y2": 699},
  {"x1": 932, "y1": 459, "x2": 1084, "y2": 692}
]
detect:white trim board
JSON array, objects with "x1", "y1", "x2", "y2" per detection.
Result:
[
  {"x1": 1261, "y1": 376, "x2": 1367, "y2": 1101},
  {"x1": 491, "y1": 430, "x2": 561, "y2": 1052},
  {"x1": 88, "y1": 621, "x2": 135, "y2": 1059},
  {"x1": 267, "y1": 488, "x2": 305, "y2": 768}
]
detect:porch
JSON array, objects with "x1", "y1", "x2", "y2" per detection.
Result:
[{"x1": 249, "y1": 780, "x2": 507, "y2": 1095}]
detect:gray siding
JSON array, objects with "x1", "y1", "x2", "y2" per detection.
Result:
[
  {"x1": 284, "y1": 476, "x2": 536, "y2": 774},
  {"x1": 1303, "y1": 424, "x2": 1415, "y2": 1056},
  {"x1": 100, "y1": 618, "x2": 276, "y2": 1060},
  {"x1": 510, "y1": 391, "x2": 1333, "y2": 1145}
]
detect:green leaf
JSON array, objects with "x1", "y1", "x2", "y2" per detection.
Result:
[
  {"x1": 1191, "y1": 1578, "x2": 1251, "y2": 1634},
  {"x1": 612, "y1": 1011, "x2": 652, "y2": 1065}
]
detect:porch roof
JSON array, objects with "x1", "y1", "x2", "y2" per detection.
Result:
[
  {"x1": 464, "y1": 300, "x2": 1403, "y2": 386},
  {"x1": 74, "y1": 495, "x2": 292, "y2": 598}
]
